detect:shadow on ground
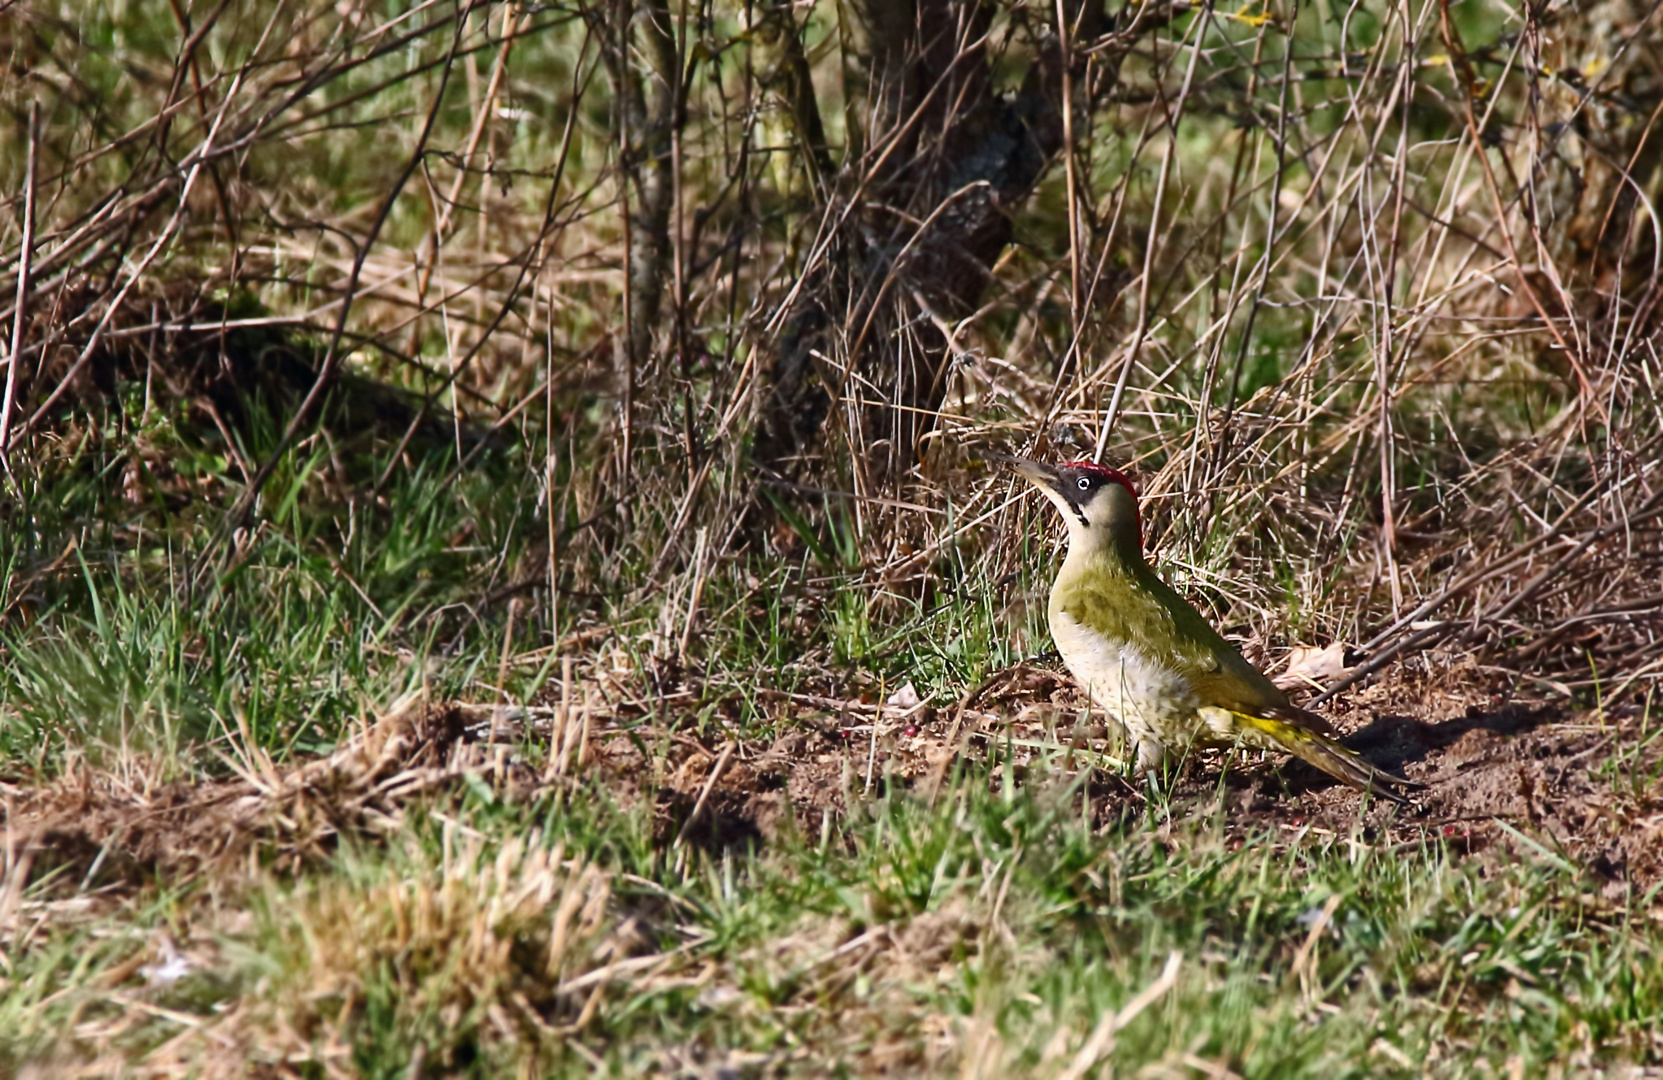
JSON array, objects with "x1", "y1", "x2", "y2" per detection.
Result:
[{"x1": 4, "y1": 666, "x2": 1660, "y2": 906}]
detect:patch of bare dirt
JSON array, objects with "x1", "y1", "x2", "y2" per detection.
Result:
[
  {"x1": 621, "y1": 663, "x2": 1663, "y2": 901},
  {"x1": 1256, "y1": 673, "x2": 1663, "y2": 899},
  {"x1": 4, "y1": 666, "x2": 1660, "y2": 912},
  {"x1": 956, "y1": 664, "x2": 1663, "y2": 900}
]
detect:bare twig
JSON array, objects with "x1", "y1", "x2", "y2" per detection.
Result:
[{"x1": 0, "y1": 101, "x2": 38, "y2": 478}]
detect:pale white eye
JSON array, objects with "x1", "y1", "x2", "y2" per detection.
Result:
[{"x1": 1077, "y1": 477, "x2": 1091, "y2": 490}]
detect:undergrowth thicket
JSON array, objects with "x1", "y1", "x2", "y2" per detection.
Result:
[{"x1": 3, "y1": 0, "x2": 1662, "y2": 1073}]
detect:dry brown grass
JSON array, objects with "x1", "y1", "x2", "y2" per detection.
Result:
[
  {"x1": 5, "y1": 663, "x2": 1659, "y2": 1075},
  {"x1": 5, "y1": 0, "x2": 1663, "y2": 1073},
  {"x1": 7, "y1": 0, "x2": 1658, "y2": 697}
]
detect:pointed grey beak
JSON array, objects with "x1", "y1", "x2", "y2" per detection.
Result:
[{"x1": 1008, "y1": 456, "x2": 1063, "y2": 493}]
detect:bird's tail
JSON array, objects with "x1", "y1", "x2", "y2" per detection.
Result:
[{"x1": 1227, "y1": 710, "x2": 1421, "y2": 804}]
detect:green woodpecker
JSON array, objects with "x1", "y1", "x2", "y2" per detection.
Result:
[{"x1": 1012, "y1": 457, "x2": 1416, "y2": 803}]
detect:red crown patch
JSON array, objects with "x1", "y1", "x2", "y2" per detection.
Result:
[{"x1": 1062, "y1": 460, "x2": 1137, "y2": 496}]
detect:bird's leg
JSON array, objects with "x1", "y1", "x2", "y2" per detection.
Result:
[
  {"x1": 1132, "y1": 738, "x2": 1185, "y2": 802},
  {"x1": 1135, "y1": 738, "x2": 1168, "y2": 775}
]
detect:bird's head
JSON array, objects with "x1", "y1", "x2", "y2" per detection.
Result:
[{"x1": 1010, "y1": 457, "x2": 1143, "y2": 557}]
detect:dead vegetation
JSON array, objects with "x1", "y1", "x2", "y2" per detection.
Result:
[
  {"x1": 14, "y1": 662, "x2": 1660, "y2": 899},
  {"x1": 4, "y1": 0, "x2": 1663, "y2": 1073},
  {"x1": 5, "y1": 0, "x2": 1663, "y2": 684},
  {"x1": 4, "y1": 661, "x2": 1661, "y2": 1074}
]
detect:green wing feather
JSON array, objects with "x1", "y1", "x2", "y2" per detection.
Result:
[
  {"x1": 1055, "y1": 555, "x2": 1290, "y2": 712},
  {"x1": 1226, "y1": 709, "x2": 1417, "y2": 803},
  {"x1": 1058, "y1": 552, "x2": 1420, "y2": 800}
]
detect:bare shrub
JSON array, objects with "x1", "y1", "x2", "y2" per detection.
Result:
[{"x1": 2, "y1": 0, "x2": 1661, "y2": 692}]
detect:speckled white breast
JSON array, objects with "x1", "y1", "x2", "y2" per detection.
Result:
[{"x1": 1050, "y1": 608, "x2": 1201, "y2": 768}]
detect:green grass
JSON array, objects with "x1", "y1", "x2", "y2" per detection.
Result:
[
  {"x1": 3, "y1": 391, "x2": 1661, "y2": 1075},
  {"x1": 5, "y1": 0, "x2": 1663, "y2": 1071},
  {"x1": 0, "y1": 401, "x2": 547, "y2": 764},
  {"x1": 6, "y1": 746, "x2": 1661, "y2": 1076}
]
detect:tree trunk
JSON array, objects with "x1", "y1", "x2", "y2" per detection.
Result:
[
  {"x1": 601, "y1": 0, "x2": 680, "y2": 376},
  {"x1": 758, "y1": 0, "x2": 1108, "y2": 480}
]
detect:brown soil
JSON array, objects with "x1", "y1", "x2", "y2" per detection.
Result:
[
  {"x1": 4, "y1": 668, "x2": 1660, "y2": 906},
  {"x1": 632, "y1": 663, "x2": 1663, "y2": 901}
]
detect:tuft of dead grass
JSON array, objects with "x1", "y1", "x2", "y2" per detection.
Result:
[
  {"x1": 1, "y1": 667, "x2": 1660, "y2": 1075},
  {"x1": 4, "y1": 0, "x2": 1663, "y2": 1073}
]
